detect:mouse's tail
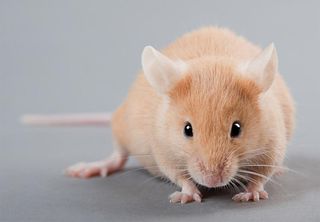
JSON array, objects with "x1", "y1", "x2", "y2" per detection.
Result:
[{"x1": 20, "y1": 113, "x2": 112, "y2": 127}]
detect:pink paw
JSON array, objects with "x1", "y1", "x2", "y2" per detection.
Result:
[
  {"x1": 65, "y1": 161, "x2": 110, "y2": 178},
  {"x1": 65, "y1": 152, "x2": 127, "y2": 179},
  {"x1": 169, "y1": 191, "x2": 202, "y2": 204},
  {"x1": 232, "y1": 190, "x2": 268, "y2": 202}
]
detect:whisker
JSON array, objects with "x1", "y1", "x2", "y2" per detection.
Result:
[
  {"x1": 237, "y1": 148, "x2": 267, "y2": 158},
  {"x1": 115, "y1": 164, "x2": 188, "y2": 178},
  {"x1": 235, "y1": 173, "x2": 258, "y2": 186},
  {"x1": 239, "y1": 164, "x2": 303, "y2": 176},
  {"x1": 237, "y1": 169, "x2": 282, "y2": 187},
  {"x1": 229, "y1": 180, "x2": 240, "y2": 193},
  {"x1": 231, "y1": 177, "x2": 247, "y2": 192},
  {"x1": 139, "y1": 175, "x2": 163, "y2": 186},
  {"x1": 238, "y1": 148, "x2": 273, "y2": 158},
  {"x1": 127, "y1": 154, "x2": 153, "y2": 157},
  {"x1": 239, "y1": 150, "x2": 272, "y2": 161}
]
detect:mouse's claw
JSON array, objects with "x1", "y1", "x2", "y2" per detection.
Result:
[
  {"x1": 232, "y1": 190, "x2": 268, "y2": 202},
  {"x1": 169, "y1": 190, "x2": 202, "y2": 204},
  {"x1": 65, "y1": 151, "x2": 127, "y2": 179},
  {"x1": 65, "y1": 161, "x2": 110, "y2": 178}
]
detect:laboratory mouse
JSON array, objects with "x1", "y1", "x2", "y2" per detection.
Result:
[{"x1": 22, "y1": 27, "x2": 295, "y2": 203}]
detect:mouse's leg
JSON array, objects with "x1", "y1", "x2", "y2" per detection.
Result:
[
  {"x1": 152, "y1": 152, "x2": 202, "y2": 203},
  {"x1": 169, "y1": 178, "x2": 202, "y2": 204},
  {"x1": 232, "y1": 179, "x2": 269, "y2": 202},
  {"x1": 66, "y1": 106, "x2": 130, "y2": 178},
  {"x1": 65, "y1": 148, "x2": 127, "y2": 178},
  {"x1": 232, "y1": 142, "x2": 287, "y2": 202},
  {"x1": 155, "y1": 162, "x2": 201, "y2": 203},
  {"x1": 232, "y1": 165, "x2": 274, "y2": 202}
]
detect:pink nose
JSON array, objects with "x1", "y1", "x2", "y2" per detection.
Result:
[{"x1": 203, "y1": 175, "x2": 222, "y2": 188}]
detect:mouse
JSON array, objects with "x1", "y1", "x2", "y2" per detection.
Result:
[{"x1": 22, "y1": 27, "x2": 295, "y2": 204}]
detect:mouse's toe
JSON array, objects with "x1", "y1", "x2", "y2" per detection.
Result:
[
  {"x1": 65, "y1": 161, "x2": 109, "y2": 178},
  {"x1": 232, "y1": 190, "x2": 268, "y2": 202},
  {"x1": 169, "y1": 191, "x2": 202, "y2": 204},
  {"x1": 65, "y1": 152, "x2": 128, "y2": 178}
]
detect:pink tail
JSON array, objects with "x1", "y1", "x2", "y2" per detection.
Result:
[{"x1": 21, "y1": 113, "x2": 112, "y2": 127}]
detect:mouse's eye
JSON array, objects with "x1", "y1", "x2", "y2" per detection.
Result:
[
  {"x1": 184, "y1": 122, "x2": 193, "y2": 137},
  {"x1": 230, "y1": 121, "x2": 241, "y2": 138}
]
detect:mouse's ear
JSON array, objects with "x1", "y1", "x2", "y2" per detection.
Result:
[
  {"x1": 142, "y1": 46, "x2": 187, "y2": 94},
  {"x1": 245, "y1": 43, "x2": 278, "y2": 92}
]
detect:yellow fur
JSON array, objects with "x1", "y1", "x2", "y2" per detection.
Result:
[{"x1": 111, "y1": 26, "x2": 295, "y2": 202}]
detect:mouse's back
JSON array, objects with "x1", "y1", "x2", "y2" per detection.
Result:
[
  {"x1": 111, "y1": 26, "x2": 295, "y2": 171},
  {"x1": 63, "y1": 26, "x2": 295, "y2": 203}
]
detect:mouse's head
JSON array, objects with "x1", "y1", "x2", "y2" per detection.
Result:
[{"x1": 142, "y1": 44, "x2": 277, "y2": 188}]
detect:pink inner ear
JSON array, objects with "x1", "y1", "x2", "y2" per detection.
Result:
[
  {"x1": 244, "y1": 44, "x2": 278, "y2": 92},
  {"x1": 142, "y1": 46, "x2": 188, "y2": 94}
]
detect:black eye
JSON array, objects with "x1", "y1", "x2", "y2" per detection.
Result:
[
  {"x1": 230, "y1": 121, "x2": 241, "y2": 138},
  {"x1": 184, "y1": 122, "x2": 193, "y2": 137}
]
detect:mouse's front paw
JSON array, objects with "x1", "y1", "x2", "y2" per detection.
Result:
[
  {"x1": 169, "y1": 190, "x2": 202, "y2": 204},
  {"x1": 232, "y1": 190, "x2": 268, "y2": 202}
]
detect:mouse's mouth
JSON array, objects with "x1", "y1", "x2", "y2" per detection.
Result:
[
  {"x1": 203, "y1": 176, "x2": 231, "y2": 188},
  {"x1": 187, "y1": 164, "x2": 239, "y2": 189},
  {"x1": 188, "y1": 170, "x2": 231, "y2": 188},
  {"x1": 193, "y1": 173, "x2": 239, "y2": 189},
  {"x1": 186, "y1": 157, "x2": 239, "y2": 188}
]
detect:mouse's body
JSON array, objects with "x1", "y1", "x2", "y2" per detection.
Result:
[{"x1": 24, "y1": 27, "x2": 295, "y2": 203}]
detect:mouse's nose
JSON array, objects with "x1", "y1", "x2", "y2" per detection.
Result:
[{"x1": 203, "y1": 175, "x2": 222, "y2": 188}]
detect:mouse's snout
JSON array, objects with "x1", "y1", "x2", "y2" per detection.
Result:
[
  {"x1": 188, "y1": 155, "x2": 237, "y2": 188},
  {"x1": 200, "y1": 165, "x2": 229, "y2": 188},
  {"x1": 202, "y1": 172, "x2": 224, "y2": 188}
]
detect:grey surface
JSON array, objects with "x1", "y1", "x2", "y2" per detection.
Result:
[{"x1": 1, "y1": 0, "x2": 320, "y2": 221}]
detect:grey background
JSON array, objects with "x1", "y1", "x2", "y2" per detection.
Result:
[{"x1": 1, "y1": 0, "x2": 320, "y2": 221}]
